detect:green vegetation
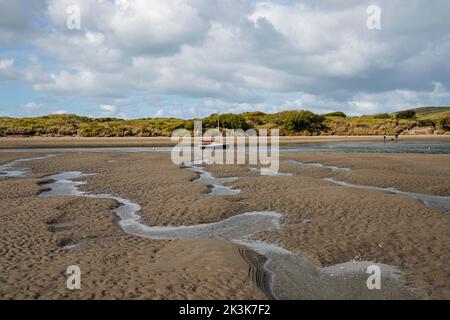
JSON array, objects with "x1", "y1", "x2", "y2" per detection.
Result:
[
  {"x1": 205, "y1": 113, "x2": 250, "y2": 130},
  {"x1": 439, "y1": 117, "x2": 450, "y2": 131},
  {"x1": 395, "y1": 110, "x2": 416, "y2": 120},
  {"x1": 0, "y1": 115, "x2": 186, "y2": 137},
  {"x1": 323, "y1": 111, "x2": 347, "y2": 118},
  {"x1": 280, "y1": 111, "x2": 326, "y2": 134},
  {"x1": 405, "y1": 106, "x2": 450, "y2": 117},
  {"x1": 1, "y1": 107, "x2": 449, "y2": 137},
  {"x1": 372, "y1": 113, "x2": 391, "y2": 119}
]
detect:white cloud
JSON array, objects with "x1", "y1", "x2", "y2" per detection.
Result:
[
  {"x1": 0, "y1": 58, "x2": 14, "y2": 69},
  {"x1": 201, "y1": 82, "x2": 450, "y2": 116},
  {"x1": 110, "y1": 0, "x2": 207, "y2": 55},
  {"x1": 154, "y1": 109, "x2": 164, "y2": 117},
  {"x1": 53, "y1": 109, "x2": 69, "y2": 114},
  {"x1": 99, "y1": 104, "x2": 118, "y2": 117},
  {"x1": 2, "y1": 0, "x2": 450, "y2": 117},
  {"x1": 0, "y1": 54, "x2": 50, "y2": 83},
  {"x1": 0, "y1": 0, "x2": 46, "y2": 44},
  {"x1": 348, "y1": 82, "x2": 450, "y2": 114},
  {"x1": 21, "y1": 102, "x2": 43, "y2": 110},
  {"x1": 33, "y1": 70, "x2": 122, "y2": 97}
]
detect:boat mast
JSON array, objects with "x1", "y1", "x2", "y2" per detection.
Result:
[{"x1": 217, "y1": 112, "x2": 221, "y2": 132}]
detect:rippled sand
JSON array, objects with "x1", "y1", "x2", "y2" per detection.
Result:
[{"x1": 0, "y1": 151, "x2": 449, "y2": 299}]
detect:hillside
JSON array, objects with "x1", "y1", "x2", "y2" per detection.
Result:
[
  {"x1": 400, "y1": 106, "x2": 450, "y2": 118},
  {"x1": 0, "y1": 107, "x2": 448, "y2": 137}
]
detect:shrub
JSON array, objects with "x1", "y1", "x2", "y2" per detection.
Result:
[
  {"x1": 220, "y1": 114, "x2": 249, "y2": 129},
  {"x1": 114, "y1": 126, "x2": 133, "y2": 136},
  {"x1": 244, "y1": 111, "x2": 269, "y2": 125},
  {"x1": 396, "y1": 110, "x2": 416, "y2": 119},
  {"x1": 183, "y1": 121, "x2": 195, "y2": 131},
  {"x1": 203, "y1": 114, "x2": 249, "y2": 130},
  {"x1": 323, "y1": 111, "x2": 347, "y2": 117},
  {"x1": 417, "y1": 119, "x2": 436, "y2": 127},
  {"x1": 0, "y1": 108, "x2": 448, "y2": 137},
  {"x1": 438, "y1": 117, "x2": 450, "y2": 131},
  {"x1": 373, "y1": 113, "x2": 391, "y2": 119},
  {"x1": 282, "y1": 110, "x2": 326, "y2": 134}
]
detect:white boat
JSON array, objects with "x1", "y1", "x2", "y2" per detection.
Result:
[
  {"x1": 199, "y1": 142, "x2": 229, "y2": 150},
  {"x1": 198, "y1": 113, "x2": 229, "y2": 150}
]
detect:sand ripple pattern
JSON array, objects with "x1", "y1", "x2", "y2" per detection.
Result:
[
  {"x1": 325, "y1": 178, "x2": 450, "y2": 213},
  {"x1": 38, "y1": 170, "x2": 280, "y2": 298},
  {"x1": 286, "y1": 159, "x2": 450, "y2": 213},
  {"x1": 38, "y1": 171, "x2": 280, "y2": 241},
  {"x1": 3, "y1": 155, "x2": 419, "y2": 299},
  {"x1": 38, "y1": 167, "x2": 415, "y2": 299}
]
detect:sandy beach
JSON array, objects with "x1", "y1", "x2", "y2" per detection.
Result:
[
  {"x1": 0, "y1": 143, "x2": 449, "y2": 299},
  {"x1": 3, "y1": 0, "x2": 450, "y2": 308},
  {"x1": 0, "y1": 153, "x2": 269, "y2": 299},
  {"x1": 0, "y1": 135, "x2": 449, "y2": 149}
]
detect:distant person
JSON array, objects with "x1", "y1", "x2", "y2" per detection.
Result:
[
  {"x1": 395, "y1": 134, "x2": 399, "y2": 141},
  {"x1": 383, "y1": 135, "x2": 387, "y2": 142}
]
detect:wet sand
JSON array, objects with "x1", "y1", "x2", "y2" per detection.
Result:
[
  {"x1": 0, "y1": 154, "x2": 265, "y2": 299},
  {"x1": 207, "y1": 153, "x2": 450, "y2": 299},
  {"x1": 1, "y1": 135, "x2": 449, "y2": 149},
  {"x1": 0, "y1": 151, "x2": 449, "y2": 299}
]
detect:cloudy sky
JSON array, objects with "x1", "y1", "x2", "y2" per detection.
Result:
[{"x1": 0, "y1": 0, "x2": 449, "y2": 119}]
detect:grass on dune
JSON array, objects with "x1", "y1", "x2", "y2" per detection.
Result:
[{"x1": 1, "y1": 107, "x2": 449, "y2": 137}]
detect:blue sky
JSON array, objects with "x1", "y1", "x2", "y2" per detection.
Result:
[{"x1": 1, "y1": 0, "x2": 450, "y2": 119}]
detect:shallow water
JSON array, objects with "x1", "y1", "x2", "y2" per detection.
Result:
[
  {"x1": 284, "y1": 159, "x2": 450, "y2": 213},
  {"x1": 325, "y1": 178, "x2": 450, "y2": 213},
  {"x1": 280, "y1": 140, "x2": 450, "y2": 154},
  {"x1": 187, "y1": 166, "x2": 241, "y2": 195},
  {"x1": 0, "y1": 147, "x2": 174, "y2": 153},
  {"x1": 40, "y1": 171, "x2": 89, "y2": 196},
  {"x1": 62, "y1": 240, "x2": 89, "y2": 250},
  {"x1": 39, "y1": 172, "x2": 280, "y2": 240},
  {"x1": 1, "y1": 140, "x2": 449, "y2": 154},
  {"x1": 0, "y1": 155, "x2": 55, "y2": 177},
  {"x1": 38, "y1": 168, "x2": 414, "y2": 299},
  {"x1": 234, "y1": 239, "x2": 413, "y2": 299},
  {"x1": 285, "y1": 160, "x2": 351, "y2": 172},
  {"x1": 249, "y1": 167, "x2": 293, "y2": 176},
  {"x1": 2, "y1": 152, "x2": 417, "y2": 299}
]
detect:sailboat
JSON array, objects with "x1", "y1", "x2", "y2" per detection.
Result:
[{"x1": 199, "y1": 113, "x2": 229, "y2": 150}]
